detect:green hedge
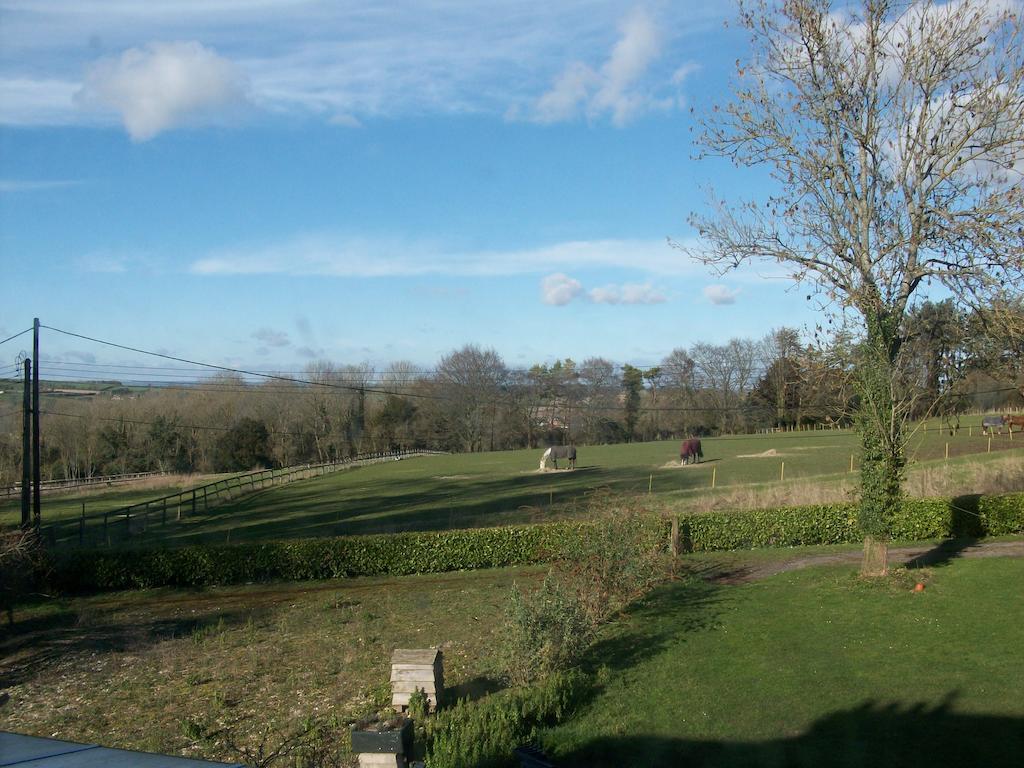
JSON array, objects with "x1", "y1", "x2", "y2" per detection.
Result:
[
  {"x1": 50, "y1": 521, "x2": 601, "y2": 593},
  {"x1": 48, "y1": 493, "x2": 1024, "y2": 594},
  {"x1": 682, "y1": 493, "x2": 1024, "y2": 552}
]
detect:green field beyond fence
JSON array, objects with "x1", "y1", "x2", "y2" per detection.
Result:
[{"x1": 6, "y1": 426, "x2": 1021, "y2": 551}]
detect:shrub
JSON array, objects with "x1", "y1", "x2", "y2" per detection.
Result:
[
  {"x1": 424, "y1": 670, "x2": 590, "y2": 768},
  {"x1": 501, "y1": 573, "x2": 592, "y2": 687},
  {"x1": 554, "y1": 500, "x2": 671, "y2": 625}
]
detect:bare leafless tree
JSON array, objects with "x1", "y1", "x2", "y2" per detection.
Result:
[{"x1": 681, "y1": 0, "x2": 1024, "y2": 573}]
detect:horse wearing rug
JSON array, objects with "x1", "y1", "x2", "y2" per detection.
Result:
[
  {"x1": 983, "y1": 415, "x2": 1006, "y2": 435},
  {"x1": 680, "y1": 438, "x2": 703, "y2": 465},
  {"x1": 540, "y1": 445, "x2": 577, "y2": 470}
]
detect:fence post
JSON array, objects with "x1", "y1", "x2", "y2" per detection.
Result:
[
  {"x1": 711, "y1": 466, "x2": 717, "y2": 489},
  {"x1": 670, "y1": 516, "x2": 680, "y2": 556},
  {"x1": 192, "y1": 489, "x2": 197, "y2": 515},
  {"x1": 780, "y1": 462, "x2": 785, "y2": 482}
]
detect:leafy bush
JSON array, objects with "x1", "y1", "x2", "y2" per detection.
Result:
[
  {"x1": 555, "y1": 499, "x2": 671, "y2": 625},
  {"x1": 501, "y1": 572, "x2": 592, "y2": 687},
  {"x1": 424, "y1": 670, "x2": 590, "y2": 768}
]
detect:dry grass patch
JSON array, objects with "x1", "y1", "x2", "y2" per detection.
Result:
[{"x1": 0, "y1": 568, "x2": 542, "y2": 764}]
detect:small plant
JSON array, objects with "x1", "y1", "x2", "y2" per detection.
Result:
[{"x1": 408, "y1": 687, "x2": 430, "y2": 721}]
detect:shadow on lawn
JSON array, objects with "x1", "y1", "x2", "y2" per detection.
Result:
[
  {"x1": 580, "y1": 567, "x2": 727, "y2": 677},
  {"x1": 0, "y1": 605, "x2": 263, "y2": 691},
  {"x1": 906, "y1": 494, "x2": 985, "y2": 569},
  {"x1": 552, "y1": 696, "x2": 1024, "y2": 768}
]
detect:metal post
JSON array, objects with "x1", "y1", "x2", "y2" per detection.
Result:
[
  {"x1": 32, "y1": 318, "x2": 40, "y2": 529},
  {"x1": 21, "y1": 358, "x2": 31, "y2": 528}
]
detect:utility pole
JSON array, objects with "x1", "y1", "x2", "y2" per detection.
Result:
[
  {"x1": 21, "y1": 358, "x2": 31, "y2": 529},
  {"x1": 32, "y1": 317, "x2": 40, "y2": 529}
]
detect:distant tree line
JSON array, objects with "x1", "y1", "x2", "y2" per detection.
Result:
[{"x1": 0, "y1": 305, "x2": 1020, "y2": 484}]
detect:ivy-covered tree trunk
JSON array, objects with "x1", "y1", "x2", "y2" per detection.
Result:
[{"x1": 855, "y1": 312, "x2": 906, "y2": 576}]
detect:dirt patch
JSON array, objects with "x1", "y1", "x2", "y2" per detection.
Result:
[
  {"x1": 434, "y1": 475, "x2": 472, "y2": 481},
  {"x1": 737, "y1": 448, "x2": 787, "y2": 458},
  {"x1": 661, "y1": 461, "x2": 698, "y2": 469}
]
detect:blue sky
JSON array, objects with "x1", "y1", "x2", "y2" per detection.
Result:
[{"x1": 0, "y1": 1, "x2": 821, "y2": 373}]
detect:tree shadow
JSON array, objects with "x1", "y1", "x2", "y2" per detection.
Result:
[
  {"x1": 551, "y1": 696, "x2": 1024, "y2": 767},
  {"x1": 445, "y1": 675, "x2": 505, "y2": 704},
  {"x1": 579, "y1": 571, "x2": 726, "y2": 676},
  {"x1": 906, "y1": 495, "x2": 984, "y2": 569}
]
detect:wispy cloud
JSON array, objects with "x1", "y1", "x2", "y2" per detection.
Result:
[
  {"x1": 703, "y1": 284, "x2": 740, "y2": 305},
  {"x1": 190, "y1": 234, "x2": 713, "y2": 278},
  {"x1": 588, "y1": 282, "x2": 665, "y2": 305},
  {"x1": 252, "y1": 327, "x2": 291, "y2": 348},
  {"x1": 76, "y1": 41, "x2": 249, "y2": 140},
  {"x1": 525, "y1": 8, "x2": 692, "y2": 125},
  {"x1": 0, "y1": 2, "x2": 722, "y2": 131},
  {"x1": 0, "y1": 178, "x2": 81, "y2": 193}
]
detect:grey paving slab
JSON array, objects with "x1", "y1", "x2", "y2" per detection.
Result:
[{"x1": 0, "y1": 733, "x2": 243, "y2": 767}]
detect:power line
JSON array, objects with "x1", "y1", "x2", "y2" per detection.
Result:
[
  {"x1": 0, "y1": 328, "x2": 32, "y2": 347},
  {"x1": 39, "y1": 409, "x2": 315, "y2": 437}
]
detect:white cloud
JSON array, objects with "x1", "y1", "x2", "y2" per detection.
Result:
[
  {"x1": 76, "y1": 41, "x2": 248, "y2": 140},
  {"x1": 589, "y1": 282, "x2": 666, "y2": 305},
  {"x1": 703, "y1": 284, "x2": 740, "y2": 305},
  {"x1": 528, "y1": 7, "x2": 680, "y2": 126},
  {"x1": 542, "y1": 273, "x2": 583, "y2": 306},
  {"x1": 252, "y1": 327, "x2": 291, "y2": 347}
]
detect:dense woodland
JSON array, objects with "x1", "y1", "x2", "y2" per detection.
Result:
[{"x1": 0, "y1": 302, "x2": 1021, "y2": 484}]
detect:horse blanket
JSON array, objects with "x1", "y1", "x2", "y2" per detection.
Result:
[
  {"x1": 982, "y1": 416, "x2": 1006, "y2": 435},
  {"x1": 680, "y1": 438, "x2": 703, "y2": 465},
  {"x1": 540, "y1": 445, "x2": 576, "y2": 470}
]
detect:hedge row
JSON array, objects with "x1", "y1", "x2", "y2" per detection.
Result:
[
  {"x1": 49, "y1": 521, "x2": 599, "y2": 593},
  {"x1": 682, "y1": 493, "x2": 1024, "y2": 551},
  {"x1": 49, "y1": 493, "x2": 1024, "y2": 593}
]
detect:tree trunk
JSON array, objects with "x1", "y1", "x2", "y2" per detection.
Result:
[
  {"x1": 861, "y1": 536, "x2": 889, "y2": 577},
  {"x1": 855, "y1": 312, "x2": 906, "y2": 577}
]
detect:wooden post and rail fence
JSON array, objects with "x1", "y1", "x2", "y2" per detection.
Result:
[{"x1": 41, "y1": 450, "x2": 445, "y2": 548}]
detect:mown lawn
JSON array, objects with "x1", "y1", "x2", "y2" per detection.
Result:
[
  {"x1": 12, "y1": 430, "x2": 1021, "y2": 549},
  {"x1": 542, "y1": 555, "x2": 1024, "y2": 767}
]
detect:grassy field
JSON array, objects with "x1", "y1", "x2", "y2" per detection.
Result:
[
  {"x1": 541, "y1": 555, "x2": 1024, "y2": 767},
  {"x1": 2, "y1": 548, "x2": 1021, "y2": 766},
  {"x1": 4, "y1": 429, "x2": 1023, "y2": 548}
]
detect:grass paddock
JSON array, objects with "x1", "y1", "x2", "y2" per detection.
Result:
[{"x1": 7, "y1": 430, "x2": 1022, "y2": 549}]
